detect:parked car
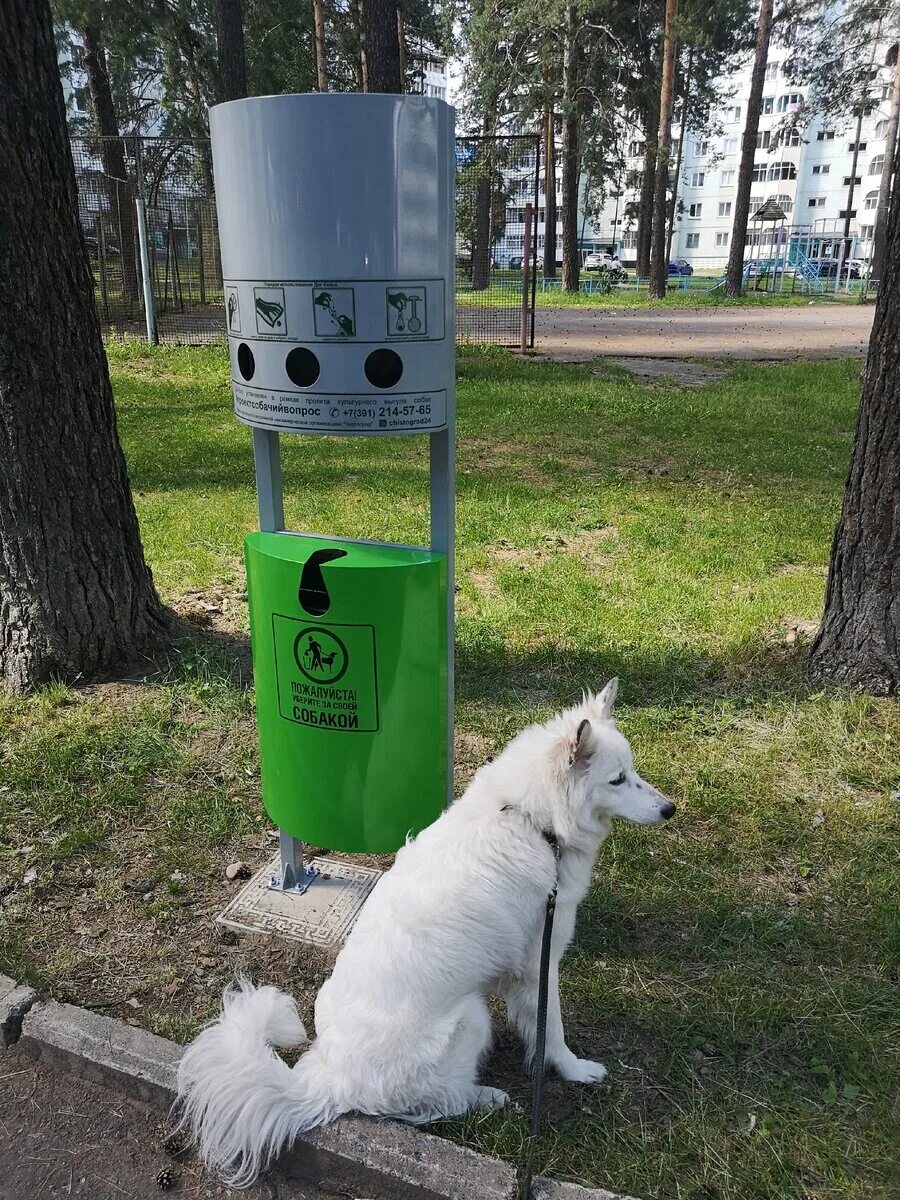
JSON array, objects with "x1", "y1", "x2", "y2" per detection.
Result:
[
  {"x1": 668, "y1": 259, "x2": 693, "y2": 276},
  {"x1": 584, "y1": 250, "x2": 623, "y2": 271},
  {"x1": 508, "y1": 256, "x2": 523, "y2": 270}
]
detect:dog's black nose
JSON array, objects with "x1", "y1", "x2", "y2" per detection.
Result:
[{"x1": 660, "y1": 801, "x2": 676, "y2": 820}]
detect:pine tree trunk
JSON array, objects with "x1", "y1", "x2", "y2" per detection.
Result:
[
  {"x1": 636, "y1": 139, "x2": 656, "y2": 278},
  {"x1": 80, "y1": 18, "x2": 139, "y2": 307},
  {"x1": 0, "y1": 0, "x2": 168, "y2": 693},
  {"x1": 543, "y1": 105, "x2": 557, "y2": 278},
  {"x1": 396, "y1": 5, "x2": 406, "y2": 89},
  {"x1": 351, "y1": 0, "x2": 368, "y2": 90},
  {"x1": 808, "y1": 146, "x2": 900, "y2": 694},
  {"x1": 649, "y1": 0, "x2": 679, "y2": 299},
  {"x1": 364, "y1": 0, "x2": 402, "y2": 92},
  {"x1": 561, "y1": 5, "x2": 580, "y2": 292},
  {"x1": 312, "y1": 0, "x2": 328, "y2": 91},
  {"x1": 666, "y1": 46, "x2": 692, "y2": 265},
  {"x1": 214, "y1": 0, "x2": 247, "y2": 102},
  {"x1": 871, "y1": 49, "x2": 900, "y2": 281},
  {"x1": 724, "y1": 0, "x2": 774, "y2": 297},
  {"x1": 472, "y1": 170, "x2": 493, "y2": 290}
]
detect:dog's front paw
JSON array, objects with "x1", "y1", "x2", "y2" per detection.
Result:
[
  {"x1": 556, "y1": 1056, "x2": 608, "y2": 1085},
  {"x1": 475, "y1": 1086, "x2": 511, "y2": 1111}
]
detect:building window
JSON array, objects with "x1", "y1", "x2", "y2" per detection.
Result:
[
  {"x1": 843, "y1": 175, "x2": 862, "y2": 186},
  {"x1": 70, "y1": 43, "x2": 85, "y2": 70},
  {"x1": 686, "y1": 233, "x2": 700, "y2": 248},
  {"x1": 786, "y1": 128, "x2": 802, "y2": 146},
  {"x1": 751, "y1": 163, "x2": 767, "y2": 182},
  {"x1": 839, "y1": 209, "x2": 858, "y2": 219},
  {"x1": 622, "y1": 231, "x2": 637, "y2": 248},
  {"x1": 629, "y1": 140, "x2": 645, "y2": 158},
  {"x1": 715, "y1": 232, "x2": 729, "y2": 247},
  {"x1": 765, "y1": 62, "x2": 780, "y2": 81},
  {"x1": 864, "y1": 190, "x2": 879, "y2": 210},
  {"x1": 721, "y1": 168, "x2": 736, "y2": 185},
  {"x1": 767, "y1": 161, "x2": 797, "y2": 180},
  {"x1": 718, "y1": 201, "x2": 732, "y2": 217},
  {"x1": 755, "y1": 130, "x2": 771, "y2": 149},
  {"x1": 812, "y1": 163, "x2": 830, "y2": 175},
  {"x1": 848, "y1": 141, "x2": 867, "y2": 152},
  {"x1": 768, "y1": 193, "x2": 793, "y2": 213},
  {"x1": 808, "y1": 197, "x2": 826, "y2": 207},
  {"x1": 869, "y1": 154, "x2": 885, "y2": 175},
  {"x1": 689, "y1": 202, "x2": 703, "y2": 217},
  {"x1": 689, "y1": 171, "x2": 705, "y2": 187},
  {"x1": 695, "y1": 139, "x2": 710, "y2": 156},
  {"x1": 860, "y1": 224, "x2": 875, "y2": 239},
  {"x1": 750, "y1": 195, "x2": 763, "y2": 211},
  {"x1": 726, "y1": 105, "x2": 741, "y2": 122},
  {"x1": 776, "y1": 93, "x2": 802, "y2": 114},
  {"x1": 875, "y1": 119, "x2": 888, "y2": 138},
  {"x1": 760, "y1": 97, "x2": 774, "y2": 115},
  {"x1": 816, "y1": 129, "x2": 836, "y2": 141},
  {"x1": 724, "y1": 137, "x2": 738, "y2": 154}
]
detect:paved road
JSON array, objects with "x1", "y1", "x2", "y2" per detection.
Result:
[
  {"x1": 535, "y1": 301, "x2": 874, "y2": 360},
  {"x1": 0, "y1": 1051, "x2": 430, "y2": 1200}
]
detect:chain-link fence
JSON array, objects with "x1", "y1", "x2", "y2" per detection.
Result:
[
  {"x1": 455, "y1": 134, "x2": 539, "y2": 347},
  {"x1": 73, "y1": 133, "x2": 539, "y2": 347}
]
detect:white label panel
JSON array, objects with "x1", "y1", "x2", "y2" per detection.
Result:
[{"x1": 233, "y1": 383, "x2": 446, "y2": 435}]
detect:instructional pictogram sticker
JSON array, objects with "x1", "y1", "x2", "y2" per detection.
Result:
[
  {"x1": 225, "y1": 286, "x2": 241, "y2": 333},
  {"x1": 386, "y1": 287, "x2": 427, "y2": 337},
  {"x1": 254, "y1": 286, "x2": 287, "y2": 335},
  {"x1": 312, "y1": 288, "x2": 356, "y2": 338},
  {"x1": 273, "y1": 616, "x2": 378, "y2": 732}
]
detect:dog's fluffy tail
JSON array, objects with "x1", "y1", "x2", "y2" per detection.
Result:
[{"x1": 176, "y1": 977, "x2": 343, "y2": 1186}]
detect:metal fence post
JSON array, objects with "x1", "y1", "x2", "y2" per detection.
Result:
[
  {"x1": 134, "y1": 142, "x2": 157, "y2": 344},
  {"x1": 520, "y1": 202, "x2": 533, "y2": 352}
]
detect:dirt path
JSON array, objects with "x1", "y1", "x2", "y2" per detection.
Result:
[
  {"x1": 0, "y1": 1050, "x2": 431, "y2": 1200},
  {"x1": 536, "y1": 302, "x2": 874, "y2": 361}
]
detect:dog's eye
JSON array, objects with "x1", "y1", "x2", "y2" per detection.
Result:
[{"x1": 609, "y1": 771, "x2": 626, "y2": 786}]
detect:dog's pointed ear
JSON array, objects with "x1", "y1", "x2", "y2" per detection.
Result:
[
  {"x1": 595, "y1": 677, "x2": 619, "y2": 720},
  {"x1": 569, "y1": 718, "x2": 593, "y2": 768}
]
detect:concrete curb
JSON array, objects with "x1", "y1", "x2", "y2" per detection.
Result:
[{"x1": 4, "y1": 981, "x2": 637, "y2": 1200}]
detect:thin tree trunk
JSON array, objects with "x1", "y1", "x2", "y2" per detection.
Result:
[
  {"x1": 561, "y1": 5, "x2": 580, "y2": 291},
  {"x1": 80, "y1": 17, "x2": 139, "y2": 307},
  {"x1": 808, "y1": 143, "x2": 900, "y2": 694},
  {"x1": 636, "y1": 136, "x2": 656, "y2": 277},
  {"x1": 724, "y1": 0, "x2": 774, "y2": 297},
  {"x1": 871, "y1": 48, "x2": 900, "y2": 280},
  {"x1": 543, "y1": 105, "x2": 557, "y2": 277},
  {"x1": 666, "y1": 45, "x2": 692, "y2": 264},
  {"x1": 351, "y1": 0, "x2": 368, "y2": 90},
  {"x1": 214, "y1": 0, "x2": 247, "y2": 102},
  {"x1": 0, "y1": 0, "x2": 168, "y2": 693},
  {"x1": 649, "y1": 0, "x2": 679, "y2": 299},
  {"x1": 472, "y1": 171, "x2": 493, "y2": 290},
  {"x1": 312, "y1": 0, "x2": 328, "y2": 91},
  {"x1": 364, "y1": 0, "x2": 402, "y2": 92}
]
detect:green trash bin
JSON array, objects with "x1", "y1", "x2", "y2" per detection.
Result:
[{"x1": 245, "y1": 531, "x2": 449, "y2": 853}]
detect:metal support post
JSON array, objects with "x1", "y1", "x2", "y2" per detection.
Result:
[
  {"x1": 270, "y1": 827, "x2": 319, "y2": 894},
  {"x1": 520, "y1": 202, "x2": 533, "y2": 353},
  {"x1": 430, "y1": 427, "x2": 455, "y2": 809},
  {"x1": 135, "y1": 196, "x2": 157, "y2": 345}
]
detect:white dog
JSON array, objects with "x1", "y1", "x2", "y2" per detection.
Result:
[{"x1": 177, "y1": 679, "x2": 675, "y2": 1184}]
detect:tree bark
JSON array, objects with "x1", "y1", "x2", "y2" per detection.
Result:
[
  {"x1": 871, "y1": 47, "x2": 900, "y2": 280},
  {"x1": 649, "y1": 0, "x2": 679, "y2": 299},
  {"x1": 214, "y1": 0, "x2": 247, "y2": 102},
  {"x1": 0, "y1": 0, "x2": 168, "y2": 693},
  {"x1": 636, "y1": 135, "x2": 657, "y2": 278},
  {"x1": 396, "y1": 5, "x2": 406, "y2": 89},
  {"x1": 561, "y1": 5, "x2": 580, "y2": 292},
  {"x1": 472, "y1": 170, "x2": 493, "y2": 290},
  {"x1": 724, "y1": 0, "x2": 774, "y2": 297},
  {"x1": 351, "y1": 0, "x2": 368, "y2": 91},
  {"x1": 80, "y1": 16, "x2": 139, "y2": 307},
  {"x1": 364, "y1": 0, "x2": 402, "y2": 92},
  {"x1": 807, "y1": 144, "x2": 900, "y2": 694},
  {"x1": 666, "y1": 45, "x2": 692, "y2": 265},
  {"x1": 312, "y1": 0, "x2": 328, "y2": 91},
  {"x1": 543, "y1": 104, "x2": 557, "y2": 277}
]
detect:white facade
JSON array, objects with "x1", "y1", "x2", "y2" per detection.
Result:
[
  {"x1": 605, "y1": 43, "x2": 896, "y2": 273},
  {"x1": 410, "y1": 50, "x2": 448, "y2": 101}
]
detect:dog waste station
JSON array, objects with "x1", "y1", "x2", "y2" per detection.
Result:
[{"x1": 210, "y1": 93, "x2": 455, "y2": 947}]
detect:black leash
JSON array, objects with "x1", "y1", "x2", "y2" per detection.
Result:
[{"x1": 519, "y1": 832, "x2": 560, "y2": 1200}]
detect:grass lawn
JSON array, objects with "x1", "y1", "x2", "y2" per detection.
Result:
[{"x1": 1, "y1": 342, "x2": 896, "y2": 1200}]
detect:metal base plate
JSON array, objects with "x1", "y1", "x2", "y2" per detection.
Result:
[{"x1": 217, "y1": 853, "x2": 382, "y2": 947}]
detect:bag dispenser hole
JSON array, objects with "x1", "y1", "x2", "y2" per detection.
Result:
[
  {"x1": 286, "y1": 347, "x2": 321, "y2": 387},
  {"x1": 237, "y1": 343, "x2": 255, "y2": 381},
  {"x1": 364, "y1": 349, "x2": 403, "y2": 389}
]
